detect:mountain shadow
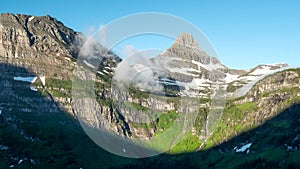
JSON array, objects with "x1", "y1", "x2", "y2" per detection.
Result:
[
  {"x1": 0, "y1": 63, "x2": 139, "y2": 169},
  {"x1": 112, "y1": 103, "x2": 300, "y2": 169}
]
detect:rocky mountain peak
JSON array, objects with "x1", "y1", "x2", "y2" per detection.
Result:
[
  {"x1": 173, "y1": 32, "x2": 200, "y2": 49},
  {"x1": 0, "y1": 13, "x2": 80, "y2": 56},
  {"x1": 0, "y1": 13, "x2": 84, "y2": 78},
  {"x1": 0, "y1": 13, "x2": 121, "y2": 79},
  {"x1": 164, "y1": 32, "x2": 222, "y2": 66}
]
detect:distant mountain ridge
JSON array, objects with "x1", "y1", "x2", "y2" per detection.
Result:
[{"x1": 0, "y1": 13, "x2": 288, "y2": 90}]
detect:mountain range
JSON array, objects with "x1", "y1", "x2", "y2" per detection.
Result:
[{"x1": 0, "y1": 13, "x2": 299, "y2": 168}]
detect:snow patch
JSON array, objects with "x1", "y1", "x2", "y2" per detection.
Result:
[
  {"x1": 83, "y1": 60, "x2": 95, "y2": 68},
  {"x1": 224, "y1": 73, "x2": 239, "y2": 83},
  {"x1": 249, "y1": 65, "x2": 274, "y2": 75},
  {"x1": 232, "y1": 66, "x2": 293, "y2": 98},
  {"x1": 191, "y1": 60, "x2": 224, "y2": 71},
  {"x1": 167, "y1": 58, "x2": 223, "y2": 71},
  {"x1": 30, "y1": 87, "x2": 38, "y2": 92},
  {"x1": 239, "y1": 75, "x2": 258, "y2": 81},
  {"x1": 64, "y1": 57, "x2": 71, "y2": 61},
  {"x1": 192, "y1": 78, "x2": 211, "y2": 87},
  {"x1": 159, "y1": 81, "x2": 178, "y2": 86},
  {"x1": 103, "y1": 70, "x2": 110, "y2": 74},
  {"x1": 28, "y1": 16, "x2": 34, "y2": 22},
  {"x1": 168, "y1": 67, "x2": 200, "y2": 76},
  {"x1": 18, "y1": 159, "x2": 23, "y2": 165},
  {"x1": 97, "y1": 71, "x2": 104, "y2": 75},
  {"x1": 160, "y1": 78, "x2": 176, "y2": 83},
  {"x1": 159, "y1": 78, "x2": 177, "y2": 85},
  {"x1": 235, "y1": 143, "x2": 252, "y2": 153},
  {"x1": 14, "y1": 77, "x2": 37, "y2": 83},
  {"x1": 104, "y1": 66, "x2": 111, "y2": 70},
  {"x1": 39, "y1": 76, "x2": 46, "y2": 86}
]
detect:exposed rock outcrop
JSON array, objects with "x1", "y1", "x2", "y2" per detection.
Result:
[{"x1": 0, "y1": 13, "x2": 82, "y2": 78}]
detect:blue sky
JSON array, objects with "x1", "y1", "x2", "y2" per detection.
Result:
[{"x1": 1, "y1": 0, "x2": 300, "y2": 69}]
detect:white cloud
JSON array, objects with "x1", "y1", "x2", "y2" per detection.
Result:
[
  {"x1": 120, "y1": 45, "x2": 139, "y2": 58},
  {"x1": 113, "y1": 47, "x2": 166, "y2": 92},
  {"x1": 98, "y1": 25, "x2": 107, "y2": 45}
]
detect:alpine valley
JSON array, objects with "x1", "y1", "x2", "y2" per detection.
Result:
[{"x1": 0, "y1": 13, "x2": 299, "y2": 169}]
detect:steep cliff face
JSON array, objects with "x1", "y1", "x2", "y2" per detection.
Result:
[
  {"x1": 0, "y1": 13, "x2": 84, "y2": 120},
  {"x1": 0, "y1": 13, "x2": 127, "y2": 136},
  {"x1": 0, "y1": 13, "x2": 123, "y2": 114},
  {"x1": 0, "y1": 13, "x2": 82, "y2": 78}
]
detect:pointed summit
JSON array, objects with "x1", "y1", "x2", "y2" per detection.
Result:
[
  {"x1": 164, "y1": 32, "x2": 220, "y2": 66},
  {"x1": 173, "y1": 33, "x2": 200, "y2": 49}
]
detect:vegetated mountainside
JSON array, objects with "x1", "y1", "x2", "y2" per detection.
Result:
[
  {"x1": 0, "y1": 13, "x2": 299, "y2": 168},
  {"x1": 115, "y1": 104, "x2": 300, "y2": 169},
  {"x1": 162, "y1": 68, "x2": 300, "y2": 154},
  {"x1": 204, "y1": 68, "x2": 300, "y2": 148},
  {"x1": 113, "y1": 68, "x2": 300, "y2": 169}
]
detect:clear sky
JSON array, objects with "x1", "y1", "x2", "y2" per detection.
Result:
[{"x1": 1, "y1": 0, "x2": 299, "y2": 69}]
